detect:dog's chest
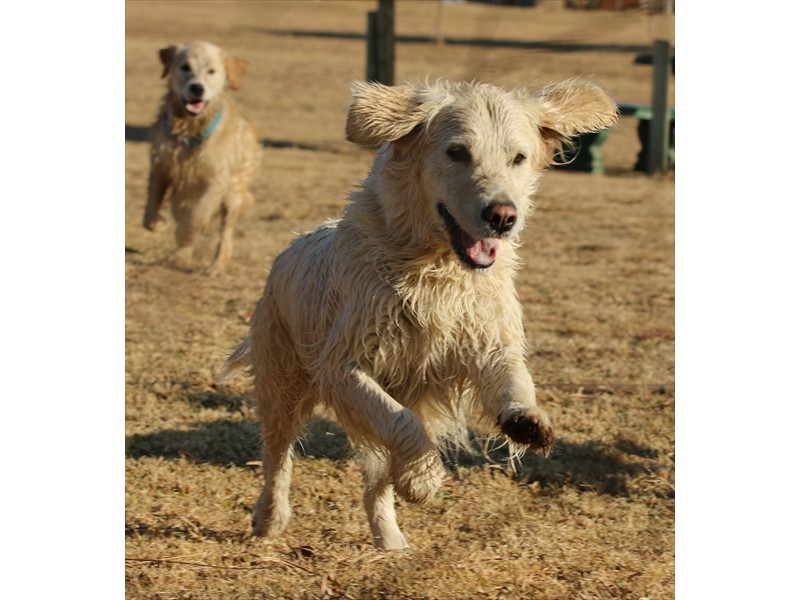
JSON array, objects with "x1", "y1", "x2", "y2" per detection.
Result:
[
  {"x1": 152, "y1": 113, "x2": 227, "y2": 177},
  {"x1": 155, "y1": 139, "x2": 222, "y2": 196},
  {"x1": 367, "y1": 289, "x2": 505, "y2": 398}
]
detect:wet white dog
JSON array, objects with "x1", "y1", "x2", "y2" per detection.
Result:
[{"x1": 222, "y1": 78, "x2": 617, "y2": 550}]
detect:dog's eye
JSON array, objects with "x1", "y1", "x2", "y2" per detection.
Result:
[
  {"x1": 180, "y1": 63, "x2": 191, "y2": 73},
  {"x1": 446, "y1": 145, "x2": 471, "y2": 164},
  {"x1": 208, "y1": 68, "x2": 216, "y2": 75},
  {"x1": 512, "y1": 153, "x2": 526, "y2": 166}
]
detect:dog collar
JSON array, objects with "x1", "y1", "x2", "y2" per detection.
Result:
[
  {"x1": 183, "y1": 110, "x2": 223, "y2": 147},
  {"x1": 162, "y1": 110, "x2": 223, "y2": 147}
]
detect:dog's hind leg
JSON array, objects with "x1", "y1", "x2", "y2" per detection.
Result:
[
  {"x1": 363, "y1": 449, "x2": 409, "y2": 551},
  {"x1": 325, "y1": 367, "x2": 445, "y2": 506},
  {"x1": 251, "y1": 396, "x2": 309, "y2": 539}
]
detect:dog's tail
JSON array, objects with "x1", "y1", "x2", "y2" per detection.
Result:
[{"x1": 218, "y1": 335, "x2": 253, "y2": 382}]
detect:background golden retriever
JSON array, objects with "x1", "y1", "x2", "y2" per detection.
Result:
[{"x1": 144, "y1": 40, "x2": 261, "y2": 276}]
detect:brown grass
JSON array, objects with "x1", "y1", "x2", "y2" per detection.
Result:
[{"x1": 125, "y1": 2, "x2": 674, "y2": 598}]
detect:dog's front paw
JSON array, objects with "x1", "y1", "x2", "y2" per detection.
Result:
[
  {"x1": 204, "y1": 263, "x2": 225, "y2": 277},
  {"x1": 391, "y1": 449, "x2": 445, "y2": 504},
  {"x1": 169, "y1": 247, "x2": 194, "y2": 271},
  {"x1": 144, "y1": 215, "x2": 165, "y2": 232},
  {"x1": 499, "y1": 406, "x2": 554, "y2": 454}
]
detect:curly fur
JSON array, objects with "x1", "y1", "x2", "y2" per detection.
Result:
[{"x1": 221, "y1": 78, "x2": 617, "y2": 550}]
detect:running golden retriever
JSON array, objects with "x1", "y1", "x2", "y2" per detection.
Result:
[
  {"x1": 144, "y1": 40, "x2": 261, "y2": 276},
  {"x1": 222, "y1": 78, "x2": 617, "y2": 549}
]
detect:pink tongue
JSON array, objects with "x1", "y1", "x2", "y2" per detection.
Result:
[
  {"x1": 466, "y1": 238, "x2": 499, "y2": 266},
  {"x1": 186, "y1": 100, "x2": 206, "y2": 114}
]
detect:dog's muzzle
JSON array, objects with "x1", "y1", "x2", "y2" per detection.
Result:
[
  {"x1": 184, "y1": 83, "x2": 208, "y2": 116},
  {"x1": 437, "y1": 204, "x2": 499, "y2": 269}
]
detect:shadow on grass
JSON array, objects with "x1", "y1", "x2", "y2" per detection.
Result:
[
  {"x1": 126, "y1": 414, "x2": 668, "y2": 498},
  {"x1": 183, "y1": 388, "x2": 249, "y2": 414},
  {"x1": 125, "y1": 122, "x2": 334, "y2": 152},
  {"x1": 125, "y1": 415, "x2": 352, "y2": 467},
  {"x1": 126, "y1": 419, "x2": 262, "y2": 466},
  {"x1": 513, "y1": 438, "x2": 670, "y2": 498}
]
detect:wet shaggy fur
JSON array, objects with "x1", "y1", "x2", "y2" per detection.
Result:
[
  {"x1": 144, "y1": 40, "x2": 261, "y2": 276},
  {"x1": 222, "y1": 78, "x2": 617, "y2": 550}
]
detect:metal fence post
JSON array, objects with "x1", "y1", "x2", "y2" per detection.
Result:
[
  {"x1": 367, "y1": 11, "x2": 379, "y2": 82},
  {"x1": 366, "y1": 0, "x2": 394, "y2": 85},
  {"x1": 647, "y1": 39, "x2": 671, "y2": 174}
]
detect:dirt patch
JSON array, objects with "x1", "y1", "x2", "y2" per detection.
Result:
[{"x1": 126, "y1": 2, "x2": 674, "y2": 598}]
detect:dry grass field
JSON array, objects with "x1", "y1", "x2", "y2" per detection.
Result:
[{"x1": 125, "y1": 2, "x2": 674, "y2": 598}]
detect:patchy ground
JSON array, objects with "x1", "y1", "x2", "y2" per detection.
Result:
[{"x1": 125, "y1": 2, "x2": 674, "y2": 598}]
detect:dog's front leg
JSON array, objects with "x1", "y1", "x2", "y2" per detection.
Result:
[
  {"x1": 171, "y1": 184, "x2": 226, "y2": 270},
  {"x1": 323, "y1": 367, "x2": 445, "y2": 505},
  {"x1": 144, "y1": 165, "x2": 169, "y2": 232},
  {"x1": 206, "y1": 190, "x2": 252, "y2": 277},
  {"x1": 481, "y1": 361, "x2": 555, "y2": 454}
]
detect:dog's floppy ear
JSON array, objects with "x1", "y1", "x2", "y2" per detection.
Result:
[
  {"x1": 159, "y1": 46, "x2": 177, "y2": 79},
  {"x1": 225, "y1": 55, "x2": 250, "y2": 91},
  {"x1": 346, "y1": 81, "x2": 436, "y2": 147},
  {"x1": 535, "y1": 79, "x2": 618, "y2": 155}
]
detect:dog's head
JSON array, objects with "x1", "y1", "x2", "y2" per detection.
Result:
[
  {"x1": 159, "y1": 41, "x2": 250, "y2": 118},
  {"x1": 346, "y1": 79, "x2": 617, "y2": 270}
]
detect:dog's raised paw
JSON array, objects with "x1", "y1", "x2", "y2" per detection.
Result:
[
  {"x1": 391, "y1": 449, "x2": 445, "y2": 504},
  {"x1": 499, "y1": 407, "x2": 555, "y2": 454}
]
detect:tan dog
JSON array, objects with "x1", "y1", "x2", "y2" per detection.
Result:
[
  {"x1": 144, "y1": 40, "x2": 261, "y2": 276},
  {"x1": 222, "y1": 79, "x2": 617, "y2": 549}
]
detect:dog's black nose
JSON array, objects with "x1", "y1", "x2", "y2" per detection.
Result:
[
  {"x1": 482, "y1": 202, "x2": 517, "y2": 234},
  {"x1": 188, "y1": 83, "x2": 204, "y2": 98}
]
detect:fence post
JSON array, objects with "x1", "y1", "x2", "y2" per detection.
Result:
[
  {"x1": 647, "y1": 39, "x2": 671, "y2": 174},
  {"x1": 367, "y1": 11, "x2": 379, "y2": 82},
  {"x1": 366, "y1": 0, "x2": 395, "y2": 85},
  {"x1": 435, "y1": 0, "x2": 444, "y2": 46}
]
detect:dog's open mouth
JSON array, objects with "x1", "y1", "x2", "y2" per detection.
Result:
[
  {"x1": 437, "y1": 204, "x2": 498, "y2": 269},
  {"x1": 184, "y1": 99, "x2": 208, "y2": 116}
]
